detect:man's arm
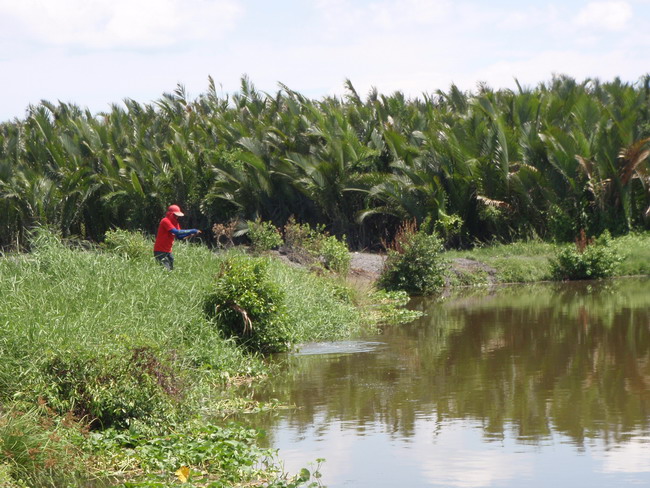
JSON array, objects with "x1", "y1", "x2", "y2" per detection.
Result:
[{"x1": 170, "y1": 228, "x2": 200, "y2": 239}]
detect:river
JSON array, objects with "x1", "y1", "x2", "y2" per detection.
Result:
[{"x1": 238, "y1": 278, "x2": 650, "y2": 487}]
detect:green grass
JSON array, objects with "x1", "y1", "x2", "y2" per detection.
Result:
[
  {"x1": 443, "y1": 233, "x2": 650, "y2": 284},
  {"x1": 444, "y1": 240, "x2": 556, "y2": 283},
  {"x1": 609, "y1": 232, "x2": 650, "y2": 276},
  {"x1": 0, "y1": 229, "x2": 383, "y2": 486}
]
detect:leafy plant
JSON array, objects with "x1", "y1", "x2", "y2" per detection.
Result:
[
  {"x1": 378, "y1": 220, "x2": 446, "y2": 295},
  {"x1": 367, "y1": 290, "x2": 423, "y2": 324},
  {"x1": 317, "y1": 235, "x2": 351, "y2": 274},
  {"x1": 246, "y1": 218, "x2": 283, "y2": 252},
  {"x1": 204, "y1": 256, "x2": 293, "y2": 353},
  {"x1": 39, "y1": 347, "x2": 183, "y2": 429},
  {"x1": 88, "y1": 421, "x2": 322, "y2": 487},
  {"x1": 550, "y1": 230, "x2": 620, "y2": 280},
  {"x1": 282, "y1": 218, "x2": 350, "y2": 273}
]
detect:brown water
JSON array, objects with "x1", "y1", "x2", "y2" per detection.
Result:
[{"x1": 239, "y1": 278, "x2": 650, "y2": 487}]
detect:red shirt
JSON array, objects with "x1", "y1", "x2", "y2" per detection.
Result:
[{"x1": 154, "y1": 214, "x2": 180, "y2": 253}]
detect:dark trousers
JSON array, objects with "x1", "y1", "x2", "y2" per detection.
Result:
[{"x1": 154, "y1": 251, "x2": 174, "y2": 271}]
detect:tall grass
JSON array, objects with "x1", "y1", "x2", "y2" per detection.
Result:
[
  {"x1": 0, "y1": 229, "x2": 381, "y2": 484},
  {"x1": 0, "y1": 231, "x2": 373, "y2": 406}
]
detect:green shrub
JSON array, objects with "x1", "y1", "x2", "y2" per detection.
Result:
[
  {"x1": 318, "y1": 235, "x2": 351, "y2": 274},
  {"x1": 283, "y1": 217, "x2": 323, "y2": 251},
  {"x1": 282, "y1": 218, "x2": 350, "y2": 274},
  {"x1": 39, "y1": 347, "x2": 182, "y2": 429},
  {"x1": 102, "y1": 229, "x2": 151, "y2": 260},
  {"x1": 551, "y1": 230, "x2": 620, "y2": 280},
  {"x1": 246, "y1": 218, "x2": 283, "y2": 252},
  {"x1": 204, "y1": 256, "x2": 293, "y2": 353},
  {"x1": 378, "y1": 221, "x2": 446, "y2": 295}
]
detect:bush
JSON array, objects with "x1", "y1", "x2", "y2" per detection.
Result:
[
  {"x1": 378, "y1": 221, "x2": 446, "y2": 295},
  {"x1": 204, "y1": 256, "x2": 293, "y2": 353},
  {"x1": 318, "y1": 235, "x2": 351, "y2": 274},
  {"x1": 246, "y1": 218, "x2": 283, "y2": 252},
  {"x1": 282, "y1": 218, "x2": 350, "y2": 274},
  {"x1": 102, "y1": 229, "x2": 151, "y2": 260},
  {"x1": 551, "y1": 230, "x2": 620, "y2": 280},
  {"x1": 39, "y1": 347, "x2": 182, "y2": 429}
]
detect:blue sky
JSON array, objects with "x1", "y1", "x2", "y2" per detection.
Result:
[{"x1": 1, "y1": 0, "x2": 649, "y2": 122}]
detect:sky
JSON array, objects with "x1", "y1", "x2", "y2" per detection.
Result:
[{"x1": 1, "y1": 0, "x2": 649, "y2": 122}]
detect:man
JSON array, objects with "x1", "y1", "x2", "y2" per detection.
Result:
[{"x1": 153, "y1": 204, "x2": 201, "y2": 270}]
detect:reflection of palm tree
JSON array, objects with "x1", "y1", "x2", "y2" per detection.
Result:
[{"x1": 252, "y1": 281, "x2": 650, "y2": 445}]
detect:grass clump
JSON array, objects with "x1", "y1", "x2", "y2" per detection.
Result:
[
  {"x1": 609, "y1": 232, "x2": 650, "y2": 276},
  {"x1": 102, "y1": 228, "x2": 152, "y2": 260},
  {"x1": 444, "y1": 240, "x2": 555, "y2": 283},
  {"x1": 0, "y1": 406, "x2": 89, "y2": 487},
  {"x1": 266, "y1": 259, "x2": 366, "y2": 341}
]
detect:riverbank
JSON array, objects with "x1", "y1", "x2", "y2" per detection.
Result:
[
  {"x1": 2, "y1": 230, "x2": 648, "y2": 486},
  {"x1": 0, "y1": 230, "x2": 409, "y2": 487},
  {"x1": 346, "y1": 232, "x2": 650, "y2": 287}
]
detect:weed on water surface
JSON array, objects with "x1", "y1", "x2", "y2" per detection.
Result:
[{"x1": 89, "y1": 421, "x2": 322, "y2": 487}]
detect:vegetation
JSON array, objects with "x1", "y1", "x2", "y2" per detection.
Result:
[
  {"x1": 0, "y1": 229, "x2": 397, "y2": 486},
  {"x1": 281, "y1": 219, "x2": 351, "y2": 274},
  {"x1": 550, "y1": 230, "x2": 620, "y2": 280},
  {"x1": 204, "y1": 254, "x2": 293, "y2": 353},
  {"x1": 246, "y1": 218, "x2": 284, "y2": 252},
  {"x1": 442, "y1": 231, "x2": 650, "y2": 285},
  {"x1": 378, "y1": 220, "x2": 446, "y2": 295},
  {"x1": 1, "y1": 75, "x2": 649, "y2": 252}
]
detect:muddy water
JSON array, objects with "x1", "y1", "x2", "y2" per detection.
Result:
[{"x1": 239, "y1": 278, "x2": 650, "y2": 487}]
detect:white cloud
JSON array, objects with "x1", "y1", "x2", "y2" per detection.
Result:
[
  {"x1": 420, "y1": 449, "x2": 533, "y2": 487},
  {"x1": 0, "y1": 0, "x2": 243, "y2": 49},
  {"x1": 368, "y1": 0, "x2": 453, "y2": 28},
  {"x1": 1, "y1": 0, "x2": 649, "y2": 121},
  {"x1": 575, "y1": 1, "x2": 633, "y2": 31},
  {"x1": 314, "y1": 0, "x2": 453, "y2": 36},
  {"x1": 472, "y1": 48, "x2": 645, "y2": 89}
]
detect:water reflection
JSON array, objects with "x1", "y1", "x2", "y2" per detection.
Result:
[{"x1": 239, "y1": 278, "x2": 650, "y2": 487}]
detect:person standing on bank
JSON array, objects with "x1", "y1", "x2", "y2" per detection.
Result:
[{"x1": 153, "y1": 204, "x2": 201, "y2": 270}]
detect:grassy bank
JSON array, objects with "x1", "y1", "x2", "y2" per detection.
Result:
[
  {"x1": 0, "y1": 230, "x2": 399, "y2": 487},
  {"x1": 442, "y1": 232, "x2": 650, "y2": 285}
]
